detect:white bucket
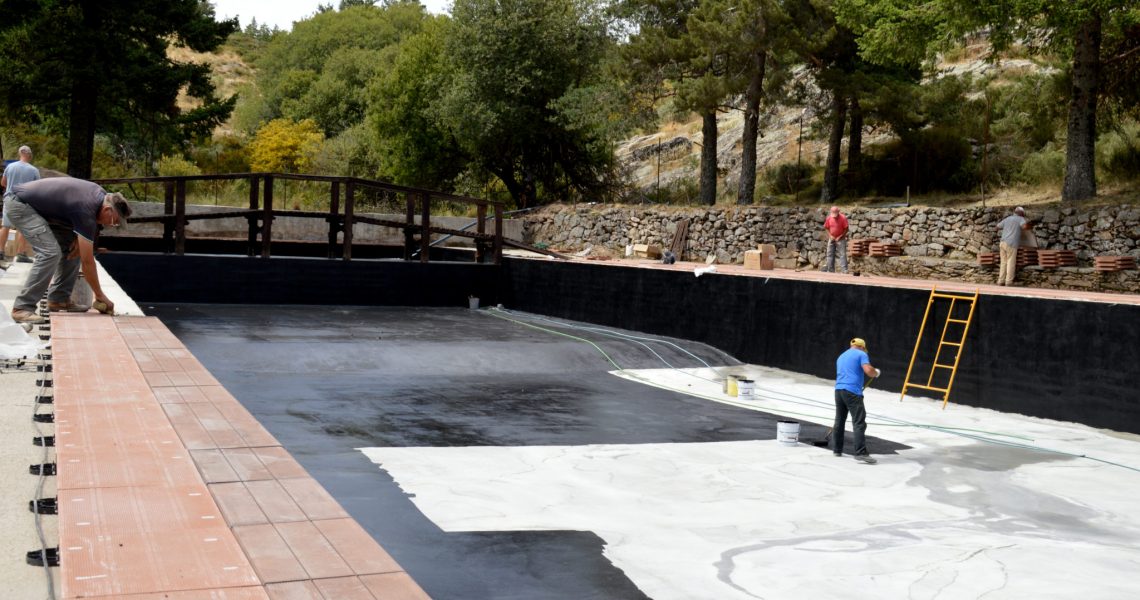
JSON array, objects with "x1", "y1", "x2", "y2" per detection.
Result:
[
  {"x1": 776, "y1": 420, "x2": 800, "y2": 446},
  {"x1": 468, "y1": 296, "x2": 480, "y2": 310},
  {"x1": 736, "y1": 378, "x2": 755, "y2": 399}
]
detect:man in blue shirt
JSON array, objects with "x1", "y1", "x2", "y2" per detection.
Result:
[
  {"x1": 0, "y1": 145, "x2": 40, "y2": 268},
  {"x1": 833, "y1": 337, "x2": 880, "y2": 464}
]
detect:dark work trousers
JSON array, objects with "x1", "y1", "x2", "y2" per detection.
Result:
[{"x1": 832, "y1": 389, "x2": 869, "y2": 456}]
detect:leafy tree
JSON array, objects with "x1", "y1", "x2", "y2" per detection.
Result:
[
  {"x1": 251, "y1": 2, "x2": 429, "y2": 136},
  {"x1": 434, "y1": 0, "x2": 625, "y2": 207},
  {"x1": 622, "y1": 0, "x2": 737, "y2": 205},
  {"x1": 249, "y1": 118, "x2": 325, "y2": 172},
  {"x1": 0, "y1": 0, "x2": 237, "y2": 178},
  {"x1": 836, "y1": 0, "x2": 1139, "y2": 202},
  {"x1": 369, "y1": 17, "x2": 467, "y2": 188}
]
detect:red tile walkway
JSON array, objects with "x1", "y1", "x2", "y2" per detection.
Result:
[{"x1": 51, "y1": 314, "x2": 430, "y2": 600}]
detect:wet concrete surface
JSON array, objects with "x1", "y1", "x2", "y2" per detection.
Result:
[{"x1": 148, "y1": 304, "x2": 905, "y2": 600}]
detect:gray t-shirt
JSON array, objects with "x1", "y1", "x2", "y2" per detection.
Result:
[
  {"x1": 13, "y1": 177, "x2": 107, "y2": 242},
  {"x1": 3, "y1": 160, "x2": 40, "y2": 194},
  {"x1": 999, "y1": 214, "x2": 1026, "y2": 247}
]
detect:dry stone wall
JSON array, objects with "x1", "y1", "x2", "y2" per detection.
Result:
[{"x1": 523, "y1": 204, "x2": 1140, "y2": 294}]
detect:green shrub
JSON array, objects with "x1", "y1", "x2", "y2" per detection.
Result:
[
  {"x1": 764, "y1": 163, "x2": 816, "y2": 195},
  {"x1": 1016, "y1": 144, "x2": 1065, "y2": 184},
  {"x1": 1098, "y1": 124, "x2": 1140, "y2": 182},
  {"x1": 643, "y1": 176, "x2": 701, "y2": 204},
  {"x1": 157, "y1": 154, "x2": 202, "y2": 177},
  {"x1": 855, "y1": 127, "x2": 977, "y2": 196}
]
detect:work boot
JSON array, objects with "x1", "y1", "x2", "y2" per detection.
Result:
[
  {"x1": 11, "y1": 309, "x2": 46, "y2": 324},
  {"x1": 47, "y1": 301, "x2": 89, "y2": 313},
  {"x1": 854, "y1": 454, "x2": 877, "y2": 465}
]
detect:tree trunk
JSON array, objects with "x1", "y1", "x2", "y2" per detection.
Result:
[
  {"x1": 699, "y1": 109, "x2": 718, "y2": 206},
  {"x1": 847, "y1": 96, "x2": 863, "y2": 170},
  {"x1": 491, "y1": 165, "x2": 526, "y2": 209},
  {"x1": 67, "y1": 79, "x2": 98, "y2": 179},
  {"x1": 1062, "y1": 14, "x2": 1101, "y2": 202},
  {"x1": 820, "y1": 93, "x2": 847, "y2": 203},
  {"x1": 737, "y1": 51, "x2": 768, "y2": 205}
]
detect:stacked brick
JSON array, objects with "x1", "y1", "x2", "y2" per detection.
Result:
[
  {"x1": 1035, "y1": 249, "x2": 1077, "y2": 268},
  {"x1": 1093, "y1": 255, "x2": 1138, "y2": 272},
  {"x1": 977, "y1": 252, "x2": 998, "y2": 267},
  {"x1": 1016, "y1": 247, "x2": 1038, "y2": 268},
  {"x1": 868, "y1": 242, "x2": 903, "y2": 257},
  {"x1": 847, "y1": 238, "x2": 875, "y2": 257}
]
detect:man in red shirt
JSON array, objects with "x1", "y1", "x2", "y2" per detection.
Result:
[{"x1": 823, "y1": 206, "x2": 848, "y2": 273}]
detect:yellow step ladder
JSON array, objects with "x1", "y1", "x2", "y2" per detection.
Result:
[{"x1": 900, "y1": 287, "x2": 979, "y2": 409}]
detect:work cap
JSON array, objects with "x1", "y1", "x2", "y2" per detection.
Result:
[
  {"x1": 850, "y1": 337, "x2": 867, "y2": 350},
  {"x1": 1014, "y1": 206, "x2": 1025, "y2": 215},
  {"x1": 830, "y1": 206, "x2": 840, "y2": 214}
]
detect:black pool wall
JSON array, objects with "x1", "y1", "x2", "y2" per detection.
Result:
[
  {"x1": 498, "y1": 259, "x2": 1140, "y2": 435},
  {"x1": 100, "y1": 253, "x2": 499, "y2": 307},
  {"x1": 101, "y1": 253, "x2": 1140, "y2": 435}
]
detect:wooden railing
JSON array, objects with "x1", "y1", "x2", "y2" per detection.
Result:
[{"x1": 92, "y1": 173, "x2": 505, "y2": 264}]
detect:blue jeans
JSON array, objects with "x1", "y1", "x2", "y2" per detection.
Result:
[
  {"x1": 825, "y1": 238, "x2": 847, "y2": 273},
  {"x1": 7, "y1": 196, "x2": 81, "y2": 312},
  {"x1": 832, "y1": 389, "x2": 869, "y2": 456}
]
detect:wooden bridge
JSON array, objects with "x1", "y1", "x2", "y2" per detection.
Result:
[{"x1": 93, "y1": 173, "x2": 509, "y2": 263}]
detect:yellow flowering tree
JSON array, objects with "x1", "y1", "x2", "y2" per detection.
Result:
[{"x1": 249, "y1": 118, "x2": 325, "y2": 173}]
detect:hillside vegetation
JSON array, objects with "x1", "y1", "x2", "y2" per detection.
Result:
[{"x1": 0, "y1": 0, "x2": 1136, "y2": 211}]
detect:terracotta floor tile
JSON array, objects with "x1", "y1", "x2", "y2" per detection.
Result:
[
  {"x1": 191, "y1": 369, "x2": 222, "y2": 386},
  {"x1": 233, "y1": 523, "x2": 309, "y2": 584},
  {"x1": 56, "y1": 439, "x2": 200, "y2": 490},
  {"x1": 312, "y1": 576, "x2": 380, "y2": 600},
  {"x1": 244, "y1": 480, "x2": 308, "y2": 523},
  {"x1": 192, "y1": 402, "x2": 250, "y2": 448},
  {"x1": 252, "y1": 447, "x2": 309, "y2": 480},
  {"x1": 313, "y1": 519, "x2": 401, "y2": 576},
  {"x1": 358, "y1": 572, "x2": 432, "y2": 600},
  {"x1": 279, "y1": 477, "x2": 349, "y2": 521},
  {"x1": 264, "y1": 581, "x2": 325, "y2": 600},
  {"x1": 51, "y1": 314, "x2": 432, "y2": 600},
  {"x1": 131, "y1": 348, "x2": 162, "y2": 372},
  {"x1": 153, "y1": 386, "x2": 185, "y2": 404},
  {"x1": 210, "y1": 482, "x2": 270, "y2": 526},
  {"x1": 50, "y1": 313, "x2": 119, "y2": 338},
  {"x1": 192, "y1": 449, "x2": 241, "y2": 483},
  {"x1": 213, "y1": 403, "x2": 280, "y2": 447},
  {"x1": 145, "y1": 371, "x2": 176, "y2": 387},
  {"x1": 177, "y1": 385, "x2": 210, "y2": 403},
  {"x1": 274, "y1": 521, "x2": 353, "y2": 580},
  {"x1": 119, "y1": 587, "x2": 271, "y2": 599},
  {"x1": 167, "y1": 415, "x2": 221, "y2": 450},
  {"x1": 222, "y1": 448, "x2": 275, "y2": 481},
  {"x1": 61, "y1": 528, "x2": 258, "y2": 598},
  {"x1": 59, "y1": 486, "x2": 225, "y2": 535},
  {"x1": 55, "y1": 401, "x2": 175, "y2": 448},
  {"x1": 165, "y1": 371, "x2": 201, "y2": 386},
  {"x1": 200, "y1": 385, "x2": 238, "y2": 403}
]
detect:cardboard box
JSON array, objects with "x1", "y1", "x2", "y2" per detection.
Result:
[
  {"x1": 632, "y1": 243, "x2": 661, "y2": 259},
  {"x1": 744, "y1": 249, "x2": 774, "y2": 270}
]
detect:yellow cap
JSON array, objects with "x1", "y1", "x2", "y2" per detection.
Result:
[{"x1": 850, "y1": 337, "x2": 867, "y2": 350}]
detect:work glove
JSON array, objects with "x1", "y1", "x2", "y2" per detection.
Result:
[{"x1": 873, "y1": 368, "x2": 882, "y2": 378}]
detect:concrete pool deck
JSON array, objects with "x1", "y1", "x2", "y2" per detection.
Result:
[{"x1": 2, "y1": 257, "x2": 1140, "y2": 599}]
